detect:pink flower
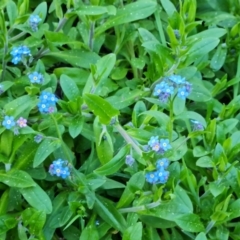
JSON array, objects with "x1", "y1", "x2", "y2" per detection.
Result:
[{"x1": 17, "y1": 117, "x2": 27, "y2": 128}]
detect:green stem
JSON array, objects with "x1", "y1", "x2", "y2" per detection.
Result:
[
  {"x1": 1, "y1": 38, "x2": 8, "y2": 82},
  {"x1": 50, "y1": 114, "x2": 72, "y2": 163},
  {"x1": 115, "y1": 124, "x2": 142, "y2": 156},
  {"x1": 9, "y1": 32, "x2": 27, "y2": 42},
  {"x1": 169, "y1": 99, "x2": 174, "y2": 141}
]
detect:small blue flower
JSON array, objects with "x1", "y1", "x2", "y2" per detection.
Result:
[
  {"x1": 34, "y1": 134, "x2": 43, "y2": 143},
  {"x1": 125, "y1": 155, "x2": 135, "y2": 166},
  {"x1": 177, "y1": 87, "x2": 189, "y2": 99},
  {"x1": 164, "y1": 85, "x2": 174, "y2": 95},
  {"x1": 49, "y1": 159, "x2": 70, "y2": 179},
  {"x1": 156, "y1": 169, "x2": 169, "y2": 184},
  {"x1": 145, "y1": 171, "x2": 159, "y2": 184},
  {"x1": 169, "y1": 75, "x2": 186, "y2": 84},
  {"x1": 10, "y1": 46, "x2": 31, "y2": 65},
  {"x1": 156, "y1": 158, "x2": 169, "y2": 170},
  {"x1": 28, "y1": 72, "x2": 44, "y2": 84},
  {"x1": 159, "y1": 139, "x2": 171, "y2": 151},
  {"x1": 148, "y1": 136, "x2": 161, "y2": 152},
  {"x1": 29, "y1": 14, "x2": 41, "y2": 32},
  {"x1": 148, "y1": 136, "x2": 159, "y2": 147},
  {"x1": 153, "y1": 82, "x2": 167, "y2": 96},
  {"x1": 2, "y1": 116, "x2": 15, "y2": 129},
  {"x1": 20, "y1": 46, "x2": 31, "y2": 56},
  {"x1": 38, "y1": 102, "x2": 49, "y2": 113},
  {"x1": 191, "y1": 120, "x2": 204, "y2": 131}
]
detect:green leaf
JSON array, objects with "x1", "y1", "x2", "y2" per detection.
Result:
[
  {"x1": 153, "y1": 185, "x2": 193, "y2": 220},
  {"x1": 94, "y1": 195, "x2": 126, "y2": 232},
  {"x1": 160, "y1": 0, "x2": 176, "y2": 17},
  {"x1": 69, "y1": 116, "x2": 84, "y2": 138},
  {"x1": 139, "y1": 110, "x2": 170, "y2": 127},
  {"x1": 210, "y1": 44, "x2": 227, "y2": 71},
  {"x1": 196, "y1": 156, "x2": 214, "y2": 168},
  {"x1": 79, "y1": 215, "x2": 99, "y2": 240},
  {"x1": 117, "y1": 171, "x2": 145, "y2": 208},
  {"x1": 49, "y1": 206, "x2": 73, "y2": 228},
  {"x1": 33, "y1": 139, "x2": 61, "y2": 168},
  {"x1": 123, "y1": 222, "x2": 142, "y2": 240},
  {"x1": 169, "y1": 136, "x2": 188, "y2": 161},
  {"x1": 76, "y1": 5, "x2": 116, "y2": 16},
  {"x1": 175, "y1": 213, "x2": 204, "y2": 232},
  {"x1": 95, "y1": 1, "x2": 157, "y2": 35},
  {"x1": 94, "y1": 144, "x2": 130, "y2": 175},
  {"x1": 94, "y1": 117, "x2": 114, "y2": 164},
  {"x1": 20, "y1": 184, "x2": 52, "y2": 214},
  {"x1": 0, "y1": 170, "x2": 36, "y2": 188},
  {"x1": 94, "y1": 53, "x2": 116, "y2": 84},
  {"x1": 107, "y1": 88, "x2": 146, "y2": 110},
  {"x1": 188, "y1": 82, "x2": 212, "y2": 102},
  {"x1": 173, "y1": 97, "x2": 185, "y2": 116},
  {"x1": 196, "y1": 232, "x2": 207, "y2": 240},
  {"x1": 84, "y1": 93, "x2": 119, "y2": 124},
  {"x1": 186, "y1": 38, "x2": 220, "y2": 64},
  {"x1": 45, "y1": 50, "x2": 100, "y2": 68},
  {"x1": 175, "y1": 111, "x2": 207, "y2": 127},
  {"x1": 22, "y1": 208, "x2": 46, "y2": 235},
  {"x1": 32, "y1": 2, "x2": 47, "y2": 22},
  {"x1": 4, "y1": 95, "x2": 37, "y2": 117},
  {"x1": 60, "y1": 74, "x2": 80, "y2": 101}
]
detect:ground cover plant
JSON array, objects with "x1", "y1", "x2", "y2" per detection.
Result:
[{"x1": 1, "y1": 0, "x2": 240, "y2": 239}]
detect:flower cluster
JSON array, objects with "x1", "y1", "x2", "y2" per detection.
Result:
[
  {"x1": 10, "y1": 46, "x2": 31, "y2": 65},
  {"x1": 148, "y1": 136, "x2": 171, "y2": 154},
  {"x1": 38, "y1": 91, "x2": 58, "y2": 113},
  {"x1": 2, "y1": 116, "x2": 27, "y2": 134},
  {"x1": 49, "y1": 159, "x2": 70, "y2": 179},
  {"x1": 146, "y1": 158, "x2": 170, "y2": 184},
  {"x1": 28, "y1": 72, "x2": 44, "y2": 84},
  {"x1": 153, "y1": 74, "x2": 192, "y2": 103},
  {"x1": 29, "y1": 14, "x2": 41, "y2": 32},
  {"x1": 191, "y1": 120, "x2": 204, "y2": 131}
]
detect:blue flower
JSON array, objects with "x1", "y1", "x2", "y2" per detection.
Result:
[
  {"x1": 145, "y1": 171, "x2": 159, "y2": 184},
  {"x1": 125, "y1": 155, "x2": 135, "y2": 166},
  {"x1": 28, "y1": 72, "x2": 44, "y2": 84},
  {"x1": 153, "y1": 82, "x2": 167, "y2": 96},
  {"x1": 191, "y1": 120, "x2": 204, "y2": 131},
  {"x1": 159, "y1": 139, "x2": 172, "y2": 151},
  {"x1": 10, "y1": 46, "x2": 31, "y2": 65},
  {"x1": 169, "y1": 75, "x2": 185, "y2": 84},
  {"x1": 156, "y1": 158, "x2": 169, "y2": 170},
  {"x1": 156, "y1": 169, "x2": 169, "y2": 184},
  {"x1": 177, "y1": 87, "x2": 189, "y2": 99},
  {"x1": 38, "y1": 91, "x2": 58, "y2": 113},
  {"x1": 148, "y1": 136, "x2": 161, "y2": 152},
  {"x1": 34, "y1": 134, "x2": 43, "y2": 143},
  {"x1": 49, "y1": 159, "x2": 70, "y2": 179},
  {"x1": 29, "y1": 14, "x2": 41, "y2": 32},
  {"x1": 2, "y1": 116, "x2": 15, "y2": 129}
]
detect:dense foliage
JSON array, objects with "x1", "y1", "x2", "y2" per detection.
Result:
[{"x1": 1, "y1": 0, "x2": 240, "y2": 239}]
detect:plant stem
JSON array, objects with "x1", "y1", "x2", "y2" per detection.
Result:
[
  {"x1": 1, "y1": 39, "x2": 8, "y2": 82},
  {"x1": 50, "y1": 114, "x2": 73, "y2": 163},
  {"x1": 9, "y1": 32, "x2": 27, "y2": 42},
  {"x1": 115, "y1": 123, "x2": 142, "y2": 156}
]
